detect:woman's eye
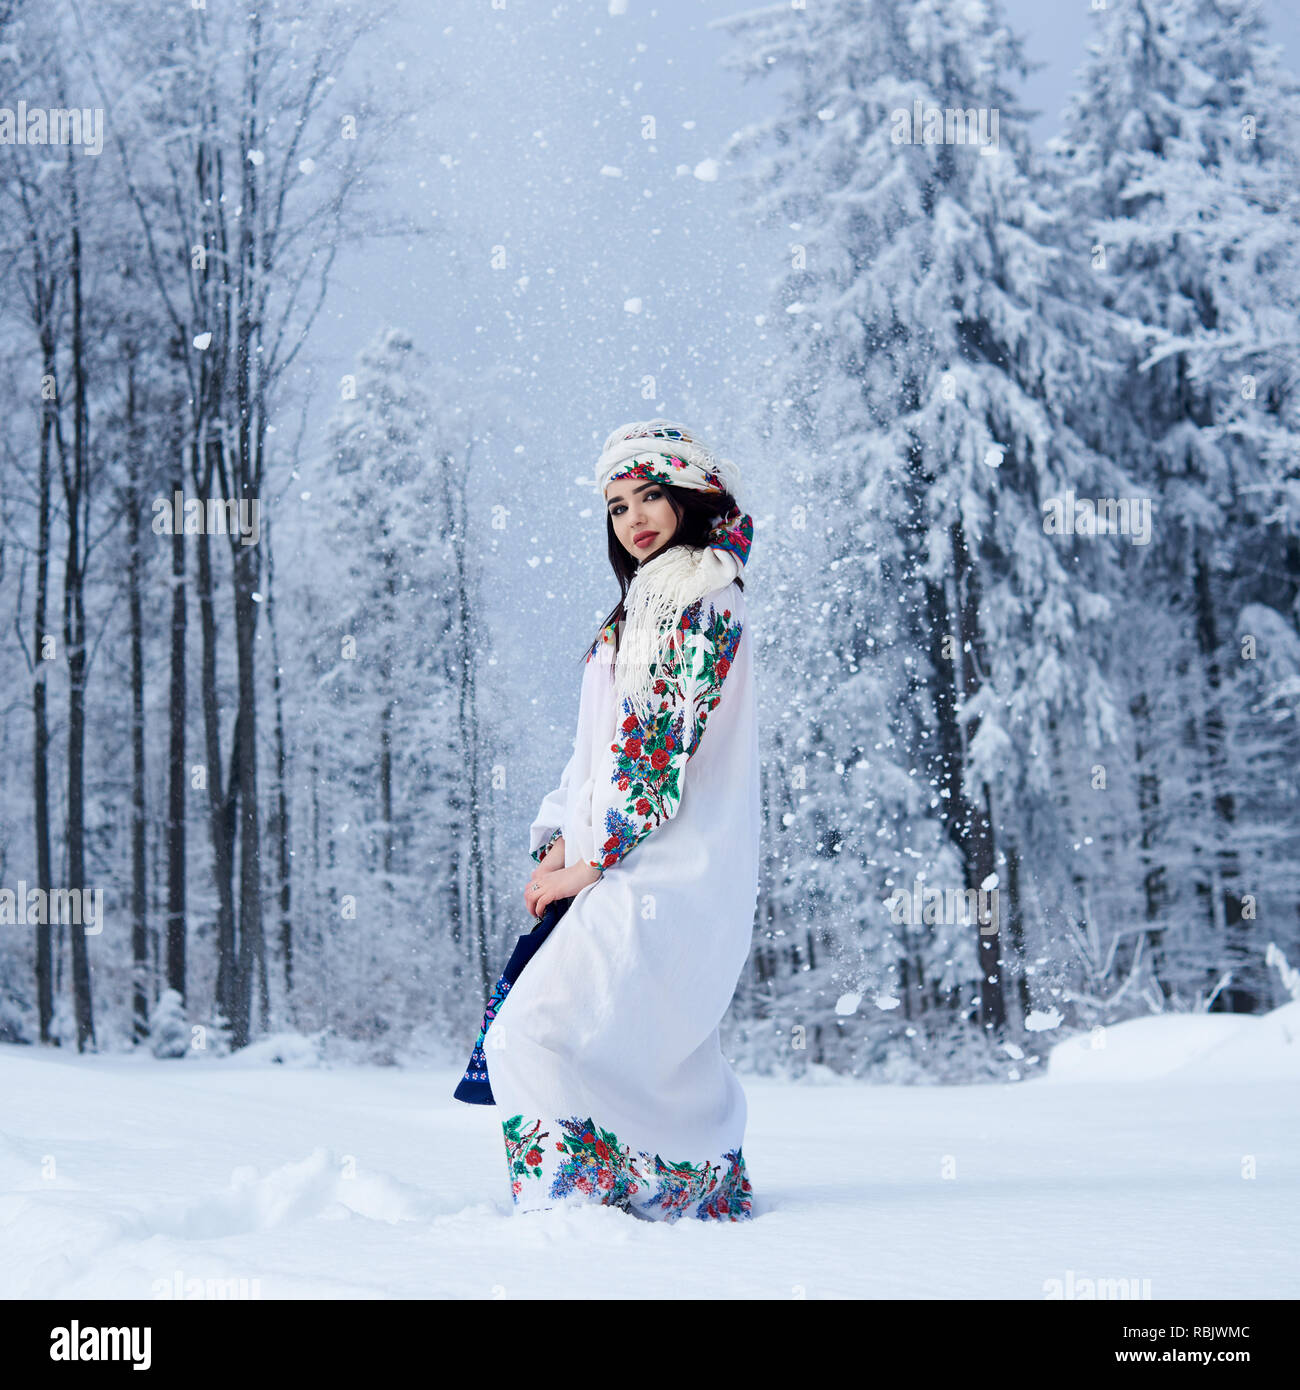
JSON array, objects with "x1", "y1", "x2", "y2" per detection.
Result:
[{"x1": 610, "y1": 491, "x2": 657, "y2": 516}]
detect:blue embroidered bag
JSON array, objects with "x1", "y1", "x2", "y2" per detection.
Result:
[{"x1": 452, "y1": 894, "x2": 575, "y2": 1105}]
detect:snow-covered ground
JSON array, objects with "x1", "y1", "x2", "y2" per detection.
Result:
[{"x1": 2, "y1": 1005, "x2": 1297, "y2": 1299}]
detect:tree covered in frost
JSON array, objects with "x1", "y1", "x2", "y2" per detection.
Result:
[
  {"x1": 282, "y1": 328, "x2": 511, "y2": 1048},
  {"x1": 714, "y1": 0, "x2": 1156, "y2": 1078},
  {"x1": 285, "y1": 330, "x2": 450, "y2": 1043},
  {"x1": 1047, "y1": 0, "x2": 1300, "y2": 1013},
  {"x1": 0, "y1": 0, "x2": 425, "y2": 1054},
  {"x1": 0, "y1": 0, "x2": 1296, "y2": 1081}
]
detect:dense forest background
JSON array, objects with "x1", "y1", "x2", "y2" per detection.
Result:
[{"x1": 1, "y1": 0, "x2": 1298, "y2": 1083}]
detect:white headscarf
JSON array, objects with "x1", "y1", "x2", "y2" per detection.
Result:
[{"x1": 596, "y1": 420, "x2": 751, "y2": 726}]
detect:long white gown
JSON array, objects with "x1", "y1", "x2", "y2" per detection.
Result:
[{"x1": 487, "y1": 577, "x2": 760, "y2": 1221}]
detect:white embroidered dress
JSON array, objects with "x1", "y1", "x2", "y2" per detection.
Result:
[{"x1": 487, "y1": 578, "x2": 759, "y2": 1221}]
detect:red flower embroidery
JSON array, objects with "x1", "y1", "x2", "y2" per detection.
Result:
[
  {"x1": 525, "y1": 1148, "x2": 542, "y2": 1166},
  {"x1": 594, "y1": 1140, "x2": 610, "y2": 1160},
  {"x1": 590, "y1": 598, "x2": 741, "y2": 875}
]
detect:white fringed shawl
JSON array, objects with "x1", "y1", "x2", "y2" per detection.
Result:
[{"x1": 613, "y1": 542, "x2": 743, "y2": 726}]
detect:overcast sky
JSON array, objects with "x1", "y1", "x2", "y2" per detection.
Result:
[
  {"x1": 306, "y1": 0, "x2": 1300, "y2": 474},
  {"x1": 292, "y1": 0, "x2": 1300, "y2": 749}
]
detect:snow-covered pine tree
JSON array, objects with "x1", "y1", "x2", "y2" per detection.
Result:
[
  {"x1": 300, "y1": 328, "x2": 461, "y2": 1050},
  {"x1": 714, "y1": 0, "x2": 1136, "y2": 1074},
  {"x1": 148, "y1": 988, "x2": 189, "y2": 1060},
  {"x1": 713, "y1": 0, "x2": 964, "y2": 1077},
  {"x1": 1047, "y1": 0, "x2": 1300, "y2": 1012}
]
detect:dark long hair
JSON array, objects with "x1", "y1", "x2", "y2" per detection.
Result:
[{"x1": 585, "y1": 483, "x2": 744, "y2": 665}]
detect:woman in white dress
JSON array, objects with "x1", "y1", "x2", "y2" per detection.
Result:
[{"x1": 463, "y1": 419, "x2": 760, "y2": 1222}]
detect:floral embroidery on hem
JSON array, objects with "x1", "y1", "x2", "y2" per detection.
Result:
[
  {"x1": 550, "y1": 1117, "x2": 642, "y2": 1207},
  {"x1": 502, "y1": 1113, "x2": 754, "y2": 1221},
  {"x1": 503, "y1": 1114, "x2": 551, "y2": 1199}
]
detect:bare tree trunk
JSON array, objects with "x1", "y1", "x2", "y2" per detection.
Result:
[
  {"x1": 439, "y1": 442, "x2": 491, "y2": 1000},
  {"x1": 746, "y1": 749, "x2": 786, "y2": 1018},
  {"x1": 380, "y1": 701, "x2": 394, "y2": 870},
  {"x1": 63, "y1": 153, "x2": 94, "y2": 1051},
  {"x1": 256, "y1": 899, "x2": 271, "y2": 1033},
  {"x1": 266, "y1": 522, "x2": 293, "y2": 999},
  {"x1": 194, "y1": 440, "x2": 238, "y2": 1030},
  {"x1": 1131, "y1": 688, "x2": 1170, "y2": 1000},
  {"x1": 1004, "y1": 840, "x2": 1030, "y2": 1021},
  {"x1": 308, "y1": 735, "x2": 324, "y2": 1028},
  {"x1": 15, "y1": 141, "x2": 64, "y2": 1045},
  {"x1": 922, "y1": 558, "x2": 966, "y2": 1025},
  {"x1": 226, "y1": 10, "x2": 267, "y2": 1050},
  {"x1": 923, "y1": 574, "x2": 964, "y2": 836},
  {"x1": 166, "y1": 450, "x2": 187, "y2": 1003},
  {"x1": 125, "y1": 353, "x2": 150, "y2": 1042},
  {"x1": 1193, "y1": 545, "x2": 1251, "y2": 1011},
  {"x1": 233, "y1": 579, "x2": 260, "y2": 1052},
  {"x1": 951, "y1": 517, "x2": 1003, "y2": 1032},
  {"x1": 228, "y1": 456, "x2": 263, "y2": 1048},
  {"x1": 34, "y1": 313, "x2": 56, "y2": 1044}
]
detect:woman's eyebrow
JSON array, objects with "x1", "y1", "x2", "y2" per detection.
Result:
[{"x1": 606, "y1": 480, "x2": 658, "y2": 509}]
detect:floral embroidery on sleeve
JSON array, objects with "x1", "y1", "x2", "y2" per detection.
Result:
[
  {"x1": 585, "y1": 617, "x2": 618, "y2": 664},
  {"x1": 588, "y1": 595, "x2": 743, "y2": 872},
  {"x1": 529, "y1": 827, "x2": 563, "y2": 866}
]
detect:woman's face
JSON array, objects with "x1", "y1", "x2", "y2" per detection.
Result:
[{"x1": 604, "y1": 476, "x2": 679, "y2": 563}]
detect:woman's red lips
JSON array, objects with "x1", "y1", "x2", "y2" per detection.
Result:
[{"x1": 634, "y1": 530, "x2": 657, "y2": 547}]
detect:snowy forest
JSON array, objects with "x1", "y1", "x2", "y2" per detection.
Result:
[{"x1": 1, "y1": 0, "x2": 1298, "y2": 1086}]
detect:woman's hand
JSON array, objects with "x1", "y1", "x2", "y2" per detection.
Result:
[
  {"x1": 527, "y1": 862, "x2": 602, "y2": 918},
  {"x1": 523, "y1": 836, "x2": 565, "y2": 915},
  {"x1": 536, "y1": 835, "x2": 565, "y2": 874}
]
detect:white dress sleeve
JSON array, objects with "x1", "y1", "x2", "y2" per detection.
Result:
[
  {"x1": 528, "y1": 742, "x2": 578, "y2": 865},
  {"x1": 586, "y1": 590, "x2": 744, "y2": 873}
]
